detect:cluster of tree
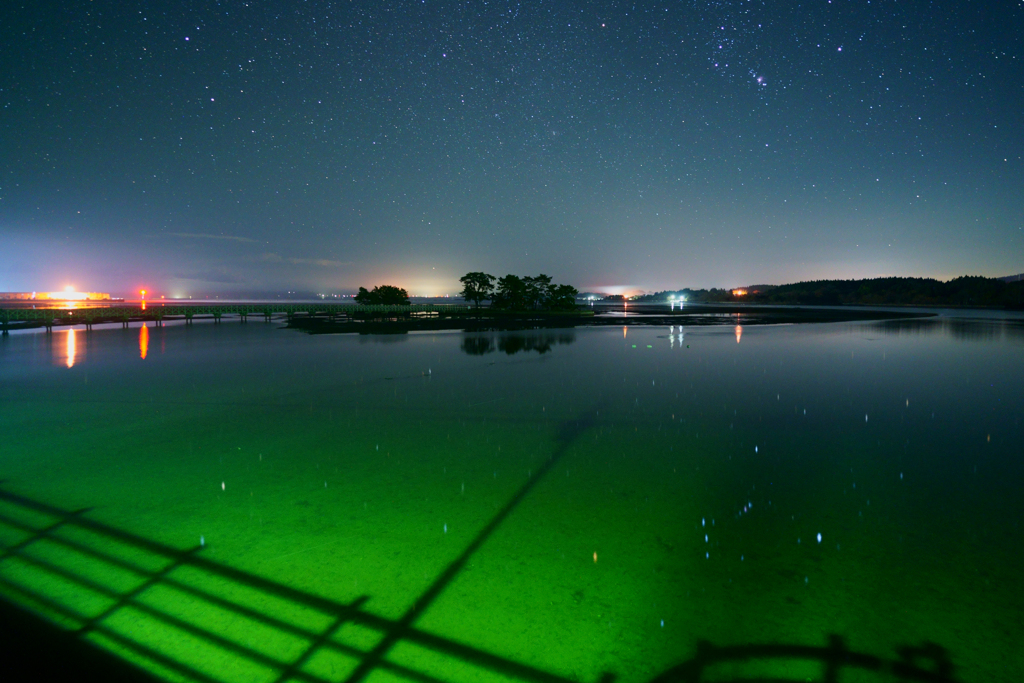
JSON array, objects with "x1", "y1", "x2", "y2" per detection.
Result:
[
  {"x1": 635, "y1": 277, "x2": 1024, "y2": 308},
  {"x1": 354, "y1": 285, "x2": 410, "y2": 305},
  {"x1": 458, "y1": 272, "x2": 579, "y2": 311}
]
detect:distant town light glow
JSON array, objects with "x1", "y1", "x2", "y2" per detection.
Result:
[{"x1": 51, "y1": 288, "x2": 90, "y2": 301}]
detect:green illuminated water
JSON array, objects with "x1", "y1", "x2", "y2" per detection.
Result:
[{"x1": 0, "y1": 315, "x2": 1021, "y2": 683}]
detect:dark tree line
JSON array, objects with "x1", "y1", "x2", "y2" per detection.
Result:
[
  {"x1": 634, "y1": 276, "x2": 1024, "y2": 308},
  {"x1": 458, "y1": 272, "x2": 578, "y2": 311},
  {"x1": 354, "y1": 285, "x2": 410, "y2": 305}
]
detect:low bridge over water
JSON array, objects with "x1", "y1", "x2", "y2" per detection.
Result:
[{"x1": 0, "y1": 303, "x2": 469, "y2": 334}]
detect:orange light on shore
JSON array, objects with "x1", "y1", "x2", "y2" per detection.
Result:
[
  {"x1": 49, "y1": 287, "x2": 90, "y2": 301},
  {"x1": 732, "y1": 289, "x2": 748, "y2": 296},
  {"x1": 140, "y1": 290, "x2": 147, "y2": 300},
  {"x1": 30, "y1": 288, "x2": 110, "y2": 301}
]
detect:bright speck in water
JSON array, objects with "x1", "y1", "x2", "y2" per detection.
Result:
[
  {"x1": 817, "y1": 533, "x2": 822, "y2": 543},
  {"x1": 444, "y1": 524, "x2": 447, "y2": 533},
  {"x1": 200, "y1": 535, "x2": 205, "y2": 546},
  {"x1": 221, "y1": 481, "x2": 225, "y2": 490}
]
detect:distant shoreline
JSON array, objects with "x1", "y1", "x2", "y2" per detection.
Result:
[
  {"x1": 287, "y1": 303, "x2": 937, "y2": 335},
  {"x1": 0, "y1": 300, "x2": 963, "y2": 335}
]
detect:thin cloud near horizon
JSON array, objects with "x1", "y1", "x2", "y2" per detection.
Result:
[
  {"x1": 168, "y1": 232, "x2": 259, "y2": 243},
  {"x1": 259, "y1": 253, "x2": 351, "y2": 268}
]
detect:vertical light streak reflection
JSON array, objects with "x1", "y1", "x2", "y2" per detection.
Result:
[
  {"x1": 139, "y1": 324, "x2": 149, "y2": 360},
  {"x1": 66, "y1": 329, "x2": 77, "y2": 368},
  {"x1": 735, "y1": 325, "x2": 743, "y2": 344}
]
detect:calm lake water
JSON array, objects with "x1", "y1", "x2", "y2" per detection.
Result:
[{"x1": 1, "y1": 311, "x2": 1022, "y2": 683}]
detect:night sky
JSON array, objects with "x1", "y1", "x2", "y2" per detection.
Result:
[{"x1": 2, "y1": 0, "x2": 1022, "y2": 297}]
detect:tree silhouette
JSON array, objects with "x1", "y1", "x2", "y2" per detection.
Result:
[
  {"x1": 547, "y1": 283, "x2": 579, "y2": 310},
  {"x1": 491, "y1": 275, "x2": 527, "y2": 310},
  {"x1": 354, "y1": 285, "x2": 410, "y2": 305},
  {"x1": 458, "y1": 272, "x2": 496, "y2": 308},
  {"x1": 489, "y1": 274, "x2": 578, "y2": 311},
  {"x1": 523, "y1": 274, "x2": 553, "y2": 309}
]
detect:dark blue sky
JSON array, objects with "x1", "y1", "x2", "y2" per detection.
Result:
[{"x1": 2, "y1": 0, "x2": 1022, "y2": 296}]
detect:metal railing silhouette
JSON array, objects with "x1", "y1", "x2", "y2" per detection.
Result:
[{"x1": 0, "y1": 303, "x2": 471, "y2": 333}]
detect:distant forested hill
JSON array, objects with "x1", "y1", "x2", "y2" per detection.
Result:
[
  {"x1": 641, "y1": 276, "x2": 1024, "y2": 308},
  {"x1": 746, "y1": 276, "x2": 1023, "y2": 307}
]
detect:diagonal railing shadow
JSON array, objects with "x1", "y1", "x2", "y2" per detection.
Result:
[
  {"x1": 0, "y1": 408, "x2": 969, "y2": 683},
  {"x1": 341, "y1": 414, "x2": 600, "y2": 683},
  {"x1": 0, "y1": 414, "x2": 601, "y2": 683}
]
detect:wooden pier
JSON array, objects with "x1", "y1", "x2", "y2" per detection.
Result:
[{"x1": 0, "y1": 303, "x2": 469, "y2": 334}]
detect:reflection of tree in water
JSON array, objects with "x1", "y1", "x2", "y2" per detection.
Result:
[
  {"x1": 461, "y1": 336, "x2": 494, "y2": 355},
  {"x1": 461, "y1": 331, "x2": 576, "y2": 356}
]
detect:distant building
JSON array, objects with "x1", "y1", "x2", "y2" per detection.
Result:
[{"x1": 0, "y1": 291, "x2": 111, "y2": 301}]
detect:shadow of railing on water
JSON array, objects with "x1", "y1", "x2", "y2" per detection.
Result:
[
  {"x1": 0, "y1": 410, "x2": 967, "y2": 683},
  {"x1": 0, "y1": 414, "x2": 599, "y2": 683}
]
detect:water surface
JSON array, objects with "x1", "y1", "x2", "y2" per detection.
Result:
[{"x1": 1, "y1": 314, "x2": 1021, "y2": 683}]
